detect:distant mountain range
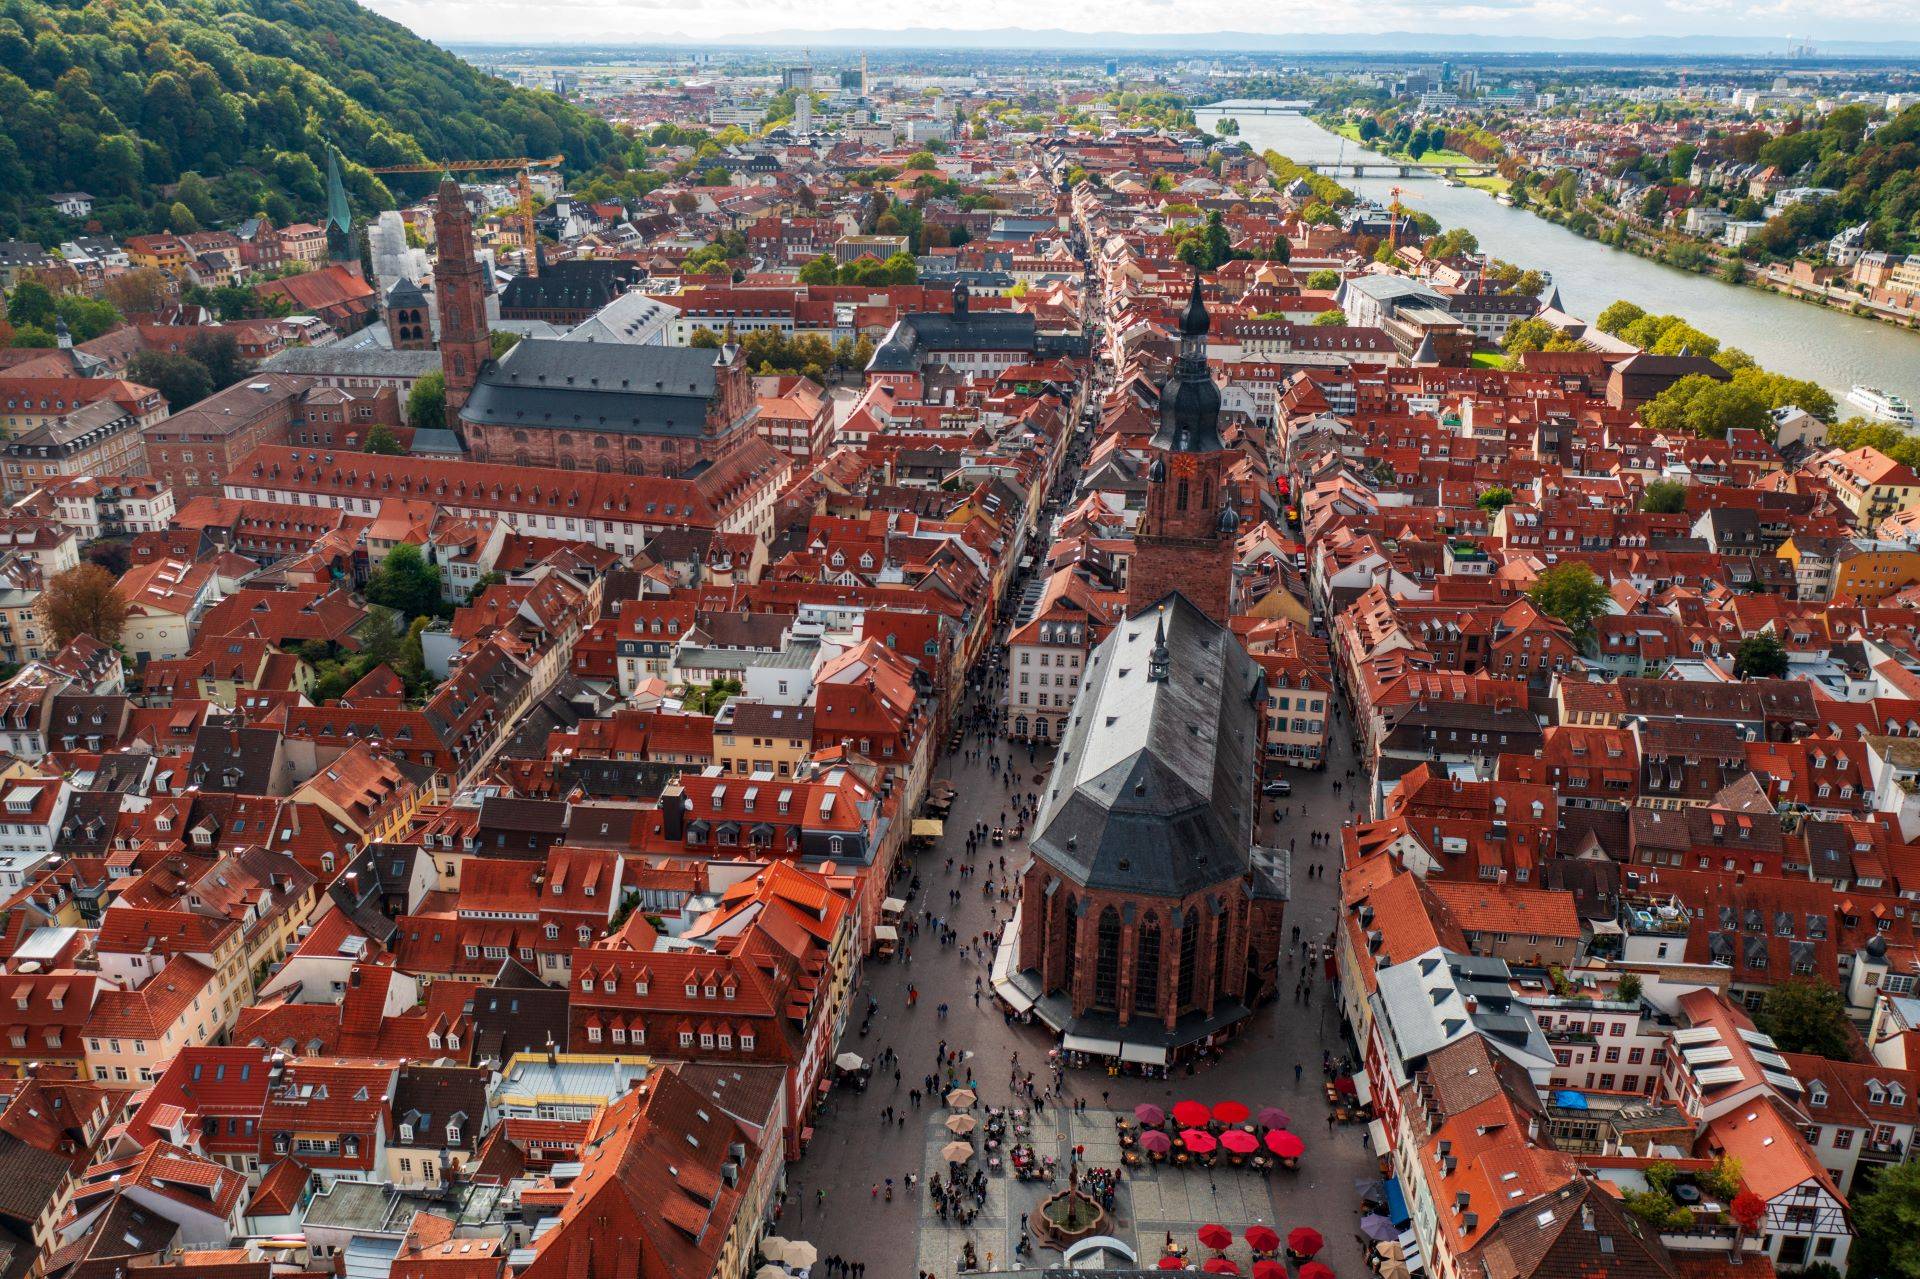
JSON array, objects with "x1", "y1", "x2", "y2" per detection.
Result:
[{"x1": 451, "y1": 28, "x2": 1920, "y2": 57}]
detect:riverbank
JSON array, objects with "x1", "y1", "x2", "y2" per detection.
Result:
[
  {"x1": 1194, "y1": 105, "x2": 1920, "y2": 403},
  {"x1": 1512, "y1": 189, "x2": 1920, "y2": 334}
]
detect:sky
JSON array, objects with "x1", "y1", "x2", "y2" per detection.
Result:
[{"x1": 359, "y1": 0, "x2": 1920, "y2": 48}]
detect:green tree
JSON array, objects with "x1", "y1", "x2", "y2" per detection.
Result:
[
  {"x1": 1306, "y1": 269, "x2": 1340, "y2": 290},
  {"x1": 365, "y1": 542, "x2": 443, "y2": 619},
  {"x1": 490, "y1": 331, "x2": 522, "y2": 359},
  {"x1": 1477, "y1": 486, "x2": 1515, "y2": 513},
  {"x1": 1313, "y1": 309, "x2": 1348, "y2": 326},
  {"x1": 1638, "y1": 480, "x2": 1688, "y2": 514},
  {"x1": 363, "y1": 423, "x2": 404, "y2": 455},
  {"x1": 406, "y1": 371, "x2": 445, "y2": 432},
  {"x1": 1526, "y1": 562, "x2": 1609, "y2": 643},
  {"x1": 1851, "y1": 1159, "x2": 1920, "y2": 1279},
  {"x1": 1427, "y1": 227, "x2": 1480, "y2": 259},
  {"x1": 1734, "y1": 631, "x2": 1790, "y2": 679},
  {"x1": 1755, "y1": 978, "x2": 1853, "y2": 1059},
  {"x1": 185, "y1": 331, "x2": 246, "y2": 390},
  {"x1": 7, "y1": 281, "x2": 56, "y2": 330},
  {"x1": 1596, "y1": 300, "x2": 1645, "y2": 335},
  {"x1": 125, "y1": 350, "x2": 211, "y2": 411},
  {"x1": 1501, "y1": 318, "x2": 1560, "y2": 355},
  {"x1": 798, "y1": 253, "x2": 837, "y2": 285},
  {"x1": 1269, "y1": 237, "x2": 1290, "y2": 263},
  {"x1": 701, "y1": 166, "x2": 731, "y2": 187},
  {"x1": 55, "y1": 294, "x2": 119, "y2": 341}
]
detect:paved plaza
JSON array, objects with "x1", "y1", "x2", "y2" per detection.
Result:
[{"x1": 782, "y1": 658, "x2": 1381, "y2": 1278}]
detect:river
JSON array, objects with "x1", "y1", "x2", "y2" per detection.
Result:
[{"x1": 1195, "y1": 107, "x2": 1920, "y2": 408}]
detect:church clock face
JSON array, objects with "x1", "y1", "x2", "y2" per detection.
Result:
[{"x1": 1170, "y1": 454, "x2": 1199, "y2": 478}]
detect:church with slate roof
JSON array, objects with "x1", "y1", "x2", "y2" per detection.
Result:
[{"x1": 1006, "y1": 590, "x2": 1288, "y2": 1065}]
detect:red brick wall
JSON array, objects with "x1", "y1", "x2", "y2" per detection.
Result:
[{"x1": 1017, "y1": 862, "x2": 1282, "y2": 1032}]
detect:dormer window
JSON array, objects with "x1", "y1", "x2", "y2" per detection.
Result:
[
  {"x1": 399, "y1": 1123, "x2": 414, "y2": 1144},
  {"x1": 446, "y1": 1121, "x2": 462, "y2": 1145}
]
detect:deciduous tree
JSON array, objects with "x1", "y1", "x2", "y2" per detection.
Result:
[
  {"x1": 37, "y1": 563, "x2": 131, "y2": 649},
  {"x1": 1755, "y1": 978, "x2": 1852, "y2": 1059},
  {"x1": 1526, "y1": 563, "x2": 1609, "y2": 643}
]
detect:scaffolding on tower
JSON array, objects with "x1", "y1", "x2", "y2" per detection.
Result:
[{"x1": 370, "y1": 155, "x2": 564, "y2": 278}]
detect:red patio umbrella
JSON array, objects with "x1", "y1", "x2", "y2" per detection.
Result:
[
  {"x1": 1245, "y1": 1226, "x2": 1281, "y2": 1254},
  {"x1": 1158, "y1": 1258, "x2": 1186, "y2": 1271},
  {"x1": 1211, "y1": 1100, "x2": 1251, "y2": 1125},
  {"x1": 1136, "y1": 1103, "x2": 1167, "y2": 1127},
  {"x1": 1173, "y1": 1100, "x2": 1212, "y2": 1127},
  {"x1": 1139, "y1": 1130, "x2": 1172, "y2": 1154},
  {"x1": 1197, "y1": 1224, "x2": 1233, "y2": 1251},
  {"x1": 1334, "y1": 1076, "x2": 1359, "y2": 1097},
  {"x1": 1182, "y1": 1129, "x2": 1219, "y2": 1154},
  {"x1": 1256, "y1": 1107, "x2": 1290, "y2": 1130},
  {"x1": 1203, "y1": 1261, "x2": 1242, "y2": 1276},
  {"x1": 1300, "y1": 1264, "x2": 1336, "y2": 1279},
  {"x1": 1288, "y1": 1228, "x2": 1326, "y2": 1258},
  {"x1": 1220, "y1": 1129, "x2": 1259, "y2": 1155},
  {"x1": 1266, "y1": 1130, "x2": 1306, "y2": 1158},
  {"x1": 1253, "y1": 1263, "x2": 1287, "y2": 1279}
]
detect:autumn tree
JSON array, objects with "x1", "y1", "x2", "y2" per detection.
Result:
[{"x1": 38, "y1": 563, "x2": 132, "y2": 649}]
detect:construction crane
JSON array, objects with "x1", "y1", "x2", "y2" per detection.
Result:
[{"x1": 370, "y1": 155, "x2": 564, "y2": 278}]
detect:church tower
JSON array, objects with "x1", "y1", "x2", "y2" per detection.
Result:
[
  {"x1": 1126, "y1": 273, "x2": 1238, "y2": 625},
  {"x1": 432, "y1": 176, "x2": 493, "y2": 425}
]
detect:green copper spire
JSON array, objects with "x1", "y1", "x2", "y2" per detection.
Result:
[{"x1": 324, "y1": 145, "x2": 352, "y2": 238}]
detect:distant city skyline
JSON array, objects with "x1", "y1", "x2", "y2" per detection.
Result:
[{"x1": 358, "y1": 0, "x2": 1920, "y2": 52}]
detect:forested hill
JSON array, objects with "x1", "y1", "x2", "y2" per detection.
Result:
[{"x1": 0, "y1": 0, "x2": 619, "y2": 243}]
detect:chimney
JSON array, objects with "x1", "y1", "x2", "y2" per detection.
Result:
[{"x1": 661, "y1": 782, "x2": 686, "y2": 841}]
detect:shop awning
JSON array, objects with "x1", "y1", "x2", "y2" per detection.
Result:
[
  {"x1": 912, "y1": 819, "x2": 945, "y2": 837},
  {"x1": 1385, "y1": 1176, "x2": 1411, "y2": 1228},
  {"x1": 872, "y1": 925, "x2": 899, "y2": 941},
  {"x1": 881, "y1": 896, "x2": 908, "y2": 914},
  {"x1": 1119, "y1": 1041, "x2": 1169, "y2": 1065},
  {"x1": 1368, "y1": 1119, "x2": 1390, "y2": 1156},
  {"x1": 1062, "y1": 1033, "x2": 1123, "y2": 1056},
  {"x1": 1352, "y1": 1072, "x2": 1373, "y2": 1106},
  {"x1": 1397, "y1": 1230, "x2": 1425, "y2": 1274}
]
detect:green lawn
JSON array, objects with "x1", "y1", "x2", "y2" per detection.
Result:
[
  {"x1": 1471, "y1": 351, "x2": 1509, "y2": 368},
  {"x1": 1463, "y1": 174, "x2": 1512, "y2": 195},
  {"x1": 1329, "y1": 120, "x2": 1479, "y2": 168}
]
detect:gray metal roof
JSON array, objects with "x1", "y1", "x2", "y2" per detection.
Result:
[
  {"x1": 261, "y1": 346, "x2": 442, "y2": 379},
  {"x1": 463, "y1": 338, "x2": 727, "y2": 437},
  {"x1": 1029, "y1": 592, "x2": 1263, "y2": 898}
]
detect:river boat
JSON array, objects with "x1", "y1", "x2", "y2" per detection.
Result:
[{"x1": 1846, "y1": 385, "x2": 1916, "y2": 425}]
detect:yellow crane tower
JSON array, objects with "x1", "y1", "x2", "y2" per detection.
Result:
[{"x1": 371, "y1": 155, "x2": 564, "y2": 277}]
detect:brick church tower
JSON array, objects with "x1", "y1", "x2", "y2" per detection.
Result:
[
  {"x1": 432, "y1": 176, "x2": 493, "y2": 423},
  {"x1": 1126, "y1": 273, "x2": 1238, "y2": 625}
]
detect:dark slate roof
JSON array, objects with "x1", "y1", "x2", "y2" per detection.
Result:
[
  {"x1": 470, "y1": 960, "x2": 571, "y2": 1064},
  {"x1": 394, "y1": 1064, "x2": 490, "y2": 1151},
  {"x1": 497, "y1": 259, "x2": 642, "y2": 313},
  {"x1": 385, "y1": 277, "x2": 427, "y2": 309},
  {"x1": 1029, "y1": 591, "x2": 1263, "y2": 897},
  {"x1": 867, "y1": 308, "x2": 1041, "y2": 373},
  {"x1": 463, "y1": 339, "x2": 730, "y2": 437}
]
